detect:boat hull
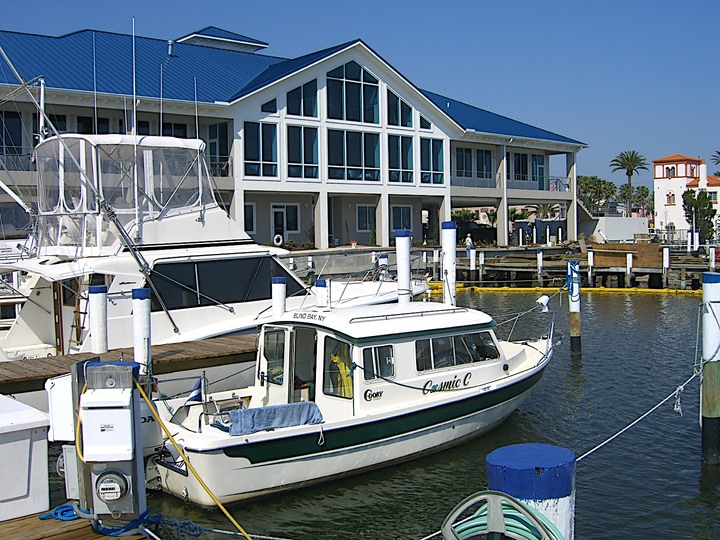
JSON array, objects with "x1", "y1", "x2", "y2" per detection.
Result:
[{"x1": 155, "y1": 369, "x2": 545, "y2": 507}]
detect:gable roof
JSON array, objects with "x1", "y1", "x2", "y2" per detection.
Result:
[
  {"x1": 176, "y1": 26, "x2": 268, "y2": 48},
  {"x1": 0, "y1": 27, "x2": 582, "y2": 146},
  {"x1": 420, "y1": 90, "x2": 585, "y2": 146},
  {"x1": 227, "y1": 40, "x2": 357, "y2": 102}
]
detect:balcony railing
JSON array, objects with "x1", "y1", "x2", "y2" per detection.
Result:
[
  {"x1": 508, "y1": 176, "x2": 570, "y2": 192},
  {"x1": 0, "y1": 147, "x2": 36, "y2": 172},
  {"x1": 208, "y1": 156, "x2": 231, "y2": 177}
]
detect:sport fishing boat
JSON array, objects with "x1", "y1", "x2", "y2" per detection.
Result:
[
  {"x1": 150, "y1": 283, "x2": 555, "y2": 506},
  {"x1": 0, "y1": 133, "x2": 426, "y2": 362}
]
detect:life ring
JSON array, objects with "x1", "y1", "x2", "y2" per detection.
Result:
[{"x1": 273, "y1": 234, "x2": 283, "y2": 247}]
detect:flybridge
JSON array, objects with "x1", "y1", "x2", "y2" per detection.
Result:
[{"x1": 32, "y1": 134, "x2": 247, "y2": 259}]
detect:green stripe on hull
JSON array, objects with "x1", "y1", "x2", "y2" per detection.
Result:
[{"x1": 221, "y1": 369, "x2": 545, "y2": 463}]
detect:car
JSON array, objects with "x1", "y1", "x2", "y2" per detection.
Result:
[{"x1": 457, "y1": 221, "x2": 496, "y2": 244}]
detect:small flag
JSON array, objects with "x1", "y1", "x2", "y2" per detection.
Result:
[{"x1": 185, "y1": 377, "x2": 203, "y2": 406}]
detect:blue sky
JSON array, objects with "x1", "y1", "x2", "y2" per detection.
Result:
[{"x1": 3, "y1": 0, "x2": 718, "y2": 188}]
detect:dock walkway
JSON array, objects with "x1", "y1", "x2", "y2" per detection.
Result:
[
  {"x1": 0, "y1": 334, "x2": 257, "y2": 395},
  {"x1": 0, "y1": 510, "x2": 144, "y2": 540}
]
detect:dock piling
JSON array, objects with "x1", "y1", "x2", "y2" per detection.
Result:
[
  {"x1": 567, "y1": 260, "x2": 581, "y2": 357},
  {"x1": 663, "y1": 246, "x2": 670, "y2": 287},
  {"x1": 89, "y1": 285, "x2": 108, "y2": 354},
  {"x1": 702, "y1": 272, "x2": 720, "y2": 465},
  {"x1": 487, "y1": 443, "x2": 576, "y2": 540},
  {"x1": 132, "y1": 288, "x2": 151, "y2": 375},
  {"x1": 587, "y1": 249, "x2": 594, "y2": 287},
  {"x1": 537, "y1": 248, "x2": 544, "y2": 287},
  {"x1": 625, "y1": 253, "x2": 633, "y2": 288}
]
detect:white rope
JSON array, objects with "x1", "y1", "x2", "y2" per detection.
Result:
[{"x1": 576, "y1": 371, "x2": 698, "y2": 463}]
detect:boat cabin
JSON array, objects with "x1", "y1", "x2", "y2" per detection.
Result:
[{"x1": 252, "y1": 302, "x2": 511, "y2": 422}]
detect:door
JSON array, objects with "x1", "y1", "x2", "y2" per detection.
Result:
[
  {"x1": 272, "y1": 206, "x2": 285, "y2": 242},
  {"x1": 258, "y1": 325, "x2": 291, "y2": 406}
]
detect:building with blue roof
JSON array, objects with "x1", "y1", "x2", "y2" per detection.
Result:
[{"x1": 0, "y1": 26, "x2": 586, "y2": 247}]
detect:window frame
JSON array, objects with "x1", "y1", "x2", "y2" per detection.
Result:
[
  {"x1": 244, "y1": 121, "x2": 278, "y2": 178},
  {"x1": 356, "y1": 204, "x2": 376, "y2": 233},
  {"x1": 391, "y1": 205, "x2": 412, "y2": 232},
  {"x1": 244, "y1": 202, "x2": 256, "y2": 234}
]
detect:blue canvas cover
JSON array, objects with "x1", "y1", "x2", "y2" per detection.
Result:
[{"x1": 227, "y1": 401, "x2": 323, "y2": 436}]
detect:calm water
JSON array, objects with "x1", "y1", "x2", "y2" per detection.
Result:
[{"x1": 125, "y1": 292, "x2": 720, "y2": 537}]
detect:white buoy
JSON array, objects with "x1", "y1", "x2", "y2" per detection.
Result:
[
  {"x1": 487, "y1": 443, "x2": 576, "y2": 540},
  {"x1": 441, "y1": 221, "x2": 457, "y2": 306},
  {"x1": 272, "y1": 277, "x2": 286, "y2": 318},
  {"x1": 315, "y1": 279, "x2": 329, "y2": 308},
  {"x1": 88, "y1": 285, "x2": 108, "y2": 354},
  {"x1": 132, "y1": 288, "x2": 151, "y2": 375},
  {"x1": 395, "y1": 230, "x2": 411, "y2": 304}
]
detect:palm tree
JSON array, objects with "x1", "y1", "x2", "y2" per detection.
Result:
[
  {"x1": 713, "y1": 150, "x2": 720, "y2": 167},
  {"x1": 528, "y1": 203, "x2": 559, "y2": 219},
  {"x1": 634, "y1": 186, "x2": 651, "y2": 217},
  {"x1": 610, "y1": 150, "x2": 649, "y2": 216}
]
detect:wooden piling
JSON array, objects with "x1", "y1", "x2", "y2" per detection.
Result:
[{"x1": 567, "y1": 260, "x2": 581, "y2": 357}]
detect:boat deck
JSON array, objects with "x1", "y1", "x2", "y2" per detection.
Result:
[
  {"x1": 0, "y1": 334, "x2": 258, "y2": 395},
  {"x1": 0, "y1": 510, "x2": 144, "y2": 540}
]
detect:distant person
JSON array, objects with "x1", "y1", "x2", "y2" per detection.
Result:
[{"x1": 465, "y1": 233, "x2": 473, "y2": 258}]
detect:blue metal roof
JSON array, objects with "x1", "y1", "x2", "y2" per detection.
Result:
[
  {"x1": 228, "y1": 40, "x2": 358, "y2": 102},
  {"x1": 0, "y1": 27, "x2": 583, "y2": 146},
  {"x1": 0, "y1": 29, "x2": 284, "y2": 103},
  {"x1": 176, "y1": 26, "x2": 269, "y2": 48},
  {"x1": 421, "y1": 90, "x2": 585, "y2": 146}
]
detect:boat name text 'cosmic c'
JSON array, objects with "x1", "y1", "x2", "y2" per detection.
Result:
[{"x1": 422, "y1": 373, "x2": 472, "y2": 394}]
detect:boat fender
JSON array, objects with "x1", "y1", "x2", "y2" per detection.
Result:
[{"x1": 273, "y1": 234, "x2": 283, "y2": 247}]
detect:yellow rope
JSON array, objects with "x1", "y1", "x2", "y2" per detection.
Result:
[
  {"x1": 75, "y1": 382, "x2": 88, "y2": 464},
  {"x1": 133, "y1": 380, "x2": 252, "y2": 540}
]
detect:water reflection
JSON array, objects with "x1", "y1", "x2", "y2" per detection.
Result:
[{"x1": 146, "y1": 292, "x2": 716, "y2": 539}]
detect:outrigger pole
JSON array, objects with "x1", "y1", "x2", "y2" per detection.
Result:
[{"x1": 0, "y1": 42, "x2": 181, "y2": 334}]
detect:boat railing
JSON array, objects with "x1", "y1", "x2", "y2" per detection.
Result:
[{"x1": 349, "y1": 306, "x2": 469, "y2": 324}]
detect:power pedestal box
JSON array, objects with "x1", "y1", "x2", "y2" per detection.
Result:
[{"x1": 79, "y1": 362, "x2": 146, "y2": 521}]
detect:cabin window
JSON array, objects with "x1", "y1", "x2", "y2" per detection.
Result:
[
  {"x1": 362, "y1": 345, "x2": 394, "y2": 381},
  {"x1": 149, "y1": 256, "x2": 305, "y2": 311},
  {"x1": 415, "y1": 331, "x2": 499, "y2": 372},
  {"x1": 263, "y1": 328, "x2": 285, "y2": 385},
  {"x1": 323, "y1": 336, "x2": 353, "y2": 399}
]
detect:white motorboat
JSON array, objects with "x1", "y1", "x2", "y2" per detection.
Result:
[
  {"x1": 0, "y1": 134, "x2": 426, "y2": 362},
  {"x1": 151, "y1": 291, "x2": 554, "y2": 506}
]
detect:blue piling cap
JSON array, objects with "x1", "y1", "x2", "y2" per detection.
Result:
[
  {"x1": 442, "y1": 221, "x2": 456, "y2": 229},
  {"x1": 315, "y1": 279, "x2": 326, "y2": 287},
  {"x1": 396, "y1": 230, "x2": 410, "y2": 238},
  {"x1": 703, "y1": 272, "x2": 720, "y2": 284},
  {"x1": 486, "y1": 443, "x2": 576, "y2": 499},
  {"x1": 272, "y1": 277, "x2": 286, "y2": 284},
  {"x1": 132, "y1": 288, "x2": 151, "y2": 300},
  {"x1": 88, "y1": 285, "x2": 107, "y2": 294}
]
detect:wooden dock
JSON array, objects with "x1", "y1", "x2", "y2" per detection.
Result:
[
  {"x1": 0, "y1": 511, "x2": 144, "y2": 540},
  {"x1": 0, "y1": 334, "x2": 258, "y2": 395}
]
